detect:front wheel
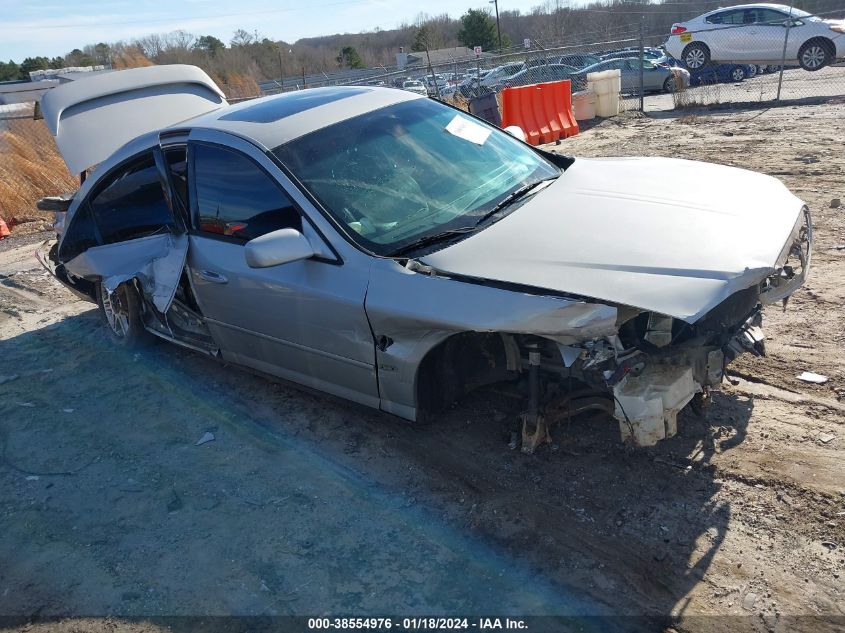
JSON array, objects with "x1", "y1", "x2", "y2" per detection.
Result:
[
  {"x1": 682, "y1": 42, "x2": 710, "y2": 70},
  {"x1": 798, "y1": 40, "x2": 833, "y2": 71},
  {"x1": 730, "y1": 66, "x2": 746, "y2": 82},
  {"x1": 663, "y1": 76, "x2": 678, "y2": 93},
  {"x1": 96, "y1": 280, "x2": 147, "y2": 348}
]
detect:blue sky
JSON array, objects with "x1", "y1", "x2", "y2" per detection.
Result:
[{"x1": 0, "y1": 0, "x2": 556, "y2": 61}]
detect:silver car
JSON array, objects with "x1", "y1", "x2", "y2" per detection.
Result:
[
  {"x1": 38, "y1": 65, "x2": 811, "y2": 451},
  {"x1": 576, "y1": 57, "x2": 691, "y2": 93}
]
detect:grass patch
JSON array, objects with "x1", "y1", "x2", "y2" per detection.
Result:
[{"x1": 0, "y1": 118, "x2": 77, "y2": 228}]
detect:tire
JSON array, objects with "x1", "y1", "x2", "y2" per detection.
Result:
[
  {"x1": 798, "y1": 39, "x2": 833, "y2": 71},
  {"x1": 663, "y1": 76, "x2": 677, "y2": 93},
  {"x1": 730, "y1": 66, "x2": 746, "y2": 82},
  {"x1": 682, "y1": 42, "x2": 710, "y2": 70},
  {"x1": 96, "y1": 280, "x2": 147, "y2": 348}
]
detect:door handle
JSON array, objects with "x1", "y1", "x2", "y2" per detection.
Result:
[{"x1": 197, "y1": 270, "x2": 228, "y2": 284}]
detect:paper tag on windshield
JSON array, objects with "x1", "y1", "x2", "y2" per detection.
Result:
[{"x1": 445, "y1": 115, "x2": 491, "y2": 145}]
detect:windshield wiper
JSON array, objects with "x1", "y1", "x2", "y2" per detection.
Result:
[
  {"x1": 388, "y1": 177, "x2": 557, "y2": 258},
  {"x1": 473, "y1": 177, "x2": 556, "y2": 227},
  {"x1": 389, "y1": 226, "x2": 476, "y2": 257}
]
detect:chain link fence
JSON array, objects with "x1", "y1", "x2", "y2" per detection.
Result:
[
  {"x1": 1, "y1": 4, "x2": 843, "y2": 239},
  {"x1": 261, "y1": 6, "x2": 844, "y2": 116},
  {"x1": 0, "y1": 103, "x2": 77, "y2": 236}
]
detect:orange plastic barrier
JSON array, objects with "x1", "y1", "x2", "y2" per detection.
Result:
[
  {"x1": 0, "y1": 218, "x2": 10, "y2": 239},
  {"x1": 500, "y1": 79, "x2": 579, "y2": 145}
]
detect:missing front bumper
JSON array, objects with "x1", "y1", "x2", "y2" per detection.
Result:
[{"x1": 611, "y1": 310, "x2": 765, "y2": 447}]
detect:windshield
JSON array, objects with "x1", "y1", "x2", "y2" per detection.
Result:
[{"x1": 272, "y1": 98, "x2": 559, "y2": 255}]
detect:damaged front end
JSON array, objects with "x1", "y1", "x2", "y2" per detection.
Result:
[{"x1": 534, "y1": 207, "x2": 813, "y2": 448}]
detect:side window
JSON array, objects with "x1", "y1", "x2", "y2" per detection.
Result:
[
  {"x1": 89, "y1": 153, "x2": 174, "y2": 245},
  {"x1": 633, "y1": 59, "x2": 655, "y2": 70},
  {"x1": 193, "y1": 143, "x2": 302, "y2": 242},
  {"x1": 59, "y1": 203, "x2": 99, "y2": 261},
  {"x1": 755, "y1": 9, "x2": 789, "y2": 24},
  {"x1": 709, "y1": 9, "x2": 743, "y2": 25}
]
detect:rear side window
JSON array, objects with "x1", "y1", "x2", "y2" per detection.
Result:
[
  {"x1": 59, "y1": 204, "x2": 99, "y2": 261},
  {"x1": 89, "y1": 154, "x2": 174, "y2": 244},
  {"x1": 192, "y1": 144, "x2": 301, "y2": 242},
  {"x1": 707, "y1": 9, "x2": 744, "y2": 25}
]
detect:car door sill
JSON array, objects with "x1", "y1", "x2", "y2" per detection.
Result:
[
  {"x1": 222, "y1": 350, "x2": 380, "y2": 410},
  {"x1": 143, "y1": 325, "x2": 220, "y2": 357},
  {"x1": 206, "y1": 317, "x2": 373, "y2": 370}
]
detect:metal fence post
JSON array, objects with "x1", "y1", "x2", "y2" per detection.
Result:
[
  {"x1": 425, "y1": 48, "x2": 440, "y2": 97},
  {"x1": 639, "y1": 17, "x2": 644, "y2": 112},
  {"x1": 776, "y1": 4, "x2": 795, "y2": 101}
]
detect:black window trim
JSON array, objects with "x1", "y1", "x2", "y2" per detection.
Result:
[
  {"x1": 187, "y1": 139, "x2": 342, "y2": 266},
  {"x1": 157, "y1": 143, "x2": 190, "y2": 232}
]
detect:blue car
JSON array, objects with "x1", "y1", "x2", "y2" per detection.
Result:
[{"x1": 688, "y1": 63, "x2": 756, "y2": 85}]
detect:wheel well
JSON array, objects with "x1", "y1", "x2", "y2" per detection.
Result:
[
  {"x1": 801, "y1": 36, "x2": 835, "y2": 55},
  {"x1": 415, "y1": 332, "x2": 515, "y2": 421},
  {"x1": 683, "y1": 41, "x2": 710, "y2": 54}
]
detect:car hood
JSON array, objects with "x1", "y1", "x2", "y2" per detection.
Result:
[{"x1": 421, "y1": 157, "x2": 805, "y2": 323}]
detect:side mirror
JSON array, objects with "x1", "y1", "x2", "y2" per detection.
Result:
[{"x1": 244, "y1": 228, "x2": 315, "y2": 268}]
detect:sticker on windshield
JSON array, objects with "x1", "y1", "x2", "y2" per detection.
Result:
[
  {"x1": 445, "y1": 115, "x2": 491, "y2": 146},
  {"x1": 679, "y1": 33, "x2": 692, "y2": 42}
]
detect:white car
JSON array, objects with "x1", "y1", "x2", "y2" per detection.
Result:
[
  {"x1": 666, "y1": 3, "x2": 845, "y2": 71},
  {"x1": 402, "y1": 80, "x2": 428, "y2": 96}
]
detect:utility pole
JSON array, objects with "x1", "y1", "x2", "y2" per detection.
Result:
[{"x1": 489, "y1": 0, "x2": 503, "y2": 51}]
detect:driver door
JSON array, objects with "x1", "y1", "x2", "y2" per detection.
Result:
[{"x1": 179, "y1": 131, "x2": 379, "y2": 408}]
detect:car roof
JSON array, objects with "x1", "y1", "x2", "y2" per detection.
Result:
[
  {"x1": 183, "y1": 86, "x2": 423, "y2": 149},
  {"x1": 698, "y1": 3, "x2": 794, "y2": 17},
  {"x1": 581, "y1": 59, "x2": 626, "y2": 71}
]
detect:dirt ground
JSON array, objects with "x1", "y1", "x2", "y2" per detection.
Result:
[
  {"x1": 636, "y1": 65, "x2": 845, "y2": 112},
  {"x1": 1, "y1": 102, "x2": 843, "y2": 633}
]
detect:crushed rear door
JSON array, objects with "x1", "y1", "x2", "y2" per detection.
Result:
[
  {"x1": 40, "y1": 64, "x2": 227, "y2": 175},
  {"x1": 56, "y1": 147, "x2": 188, "y2": 314}
]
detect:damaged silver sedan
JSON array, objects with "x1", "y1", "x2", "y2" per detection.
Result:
[{"x1": 37, "y1": 65, "x2": 811, "y2": 450}]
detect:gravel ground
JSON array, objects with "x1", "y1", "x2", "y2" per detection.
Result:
[{"x1": 0, "y1": 102, "x2": 843, "y2": 633}]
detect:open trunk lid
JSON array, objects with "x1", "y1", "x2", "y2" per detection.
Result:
[{"x1": 40, "y1": 64, "x2": 227, "y2": 175}]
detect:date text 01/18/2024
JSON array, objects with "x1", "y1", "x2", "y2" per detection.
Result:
[{"x1": 307, "y1": 618, "x2": 528, "y2": 630}]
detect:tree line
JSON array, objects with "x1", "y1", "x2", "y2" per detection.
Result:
[{"x1": 2, "y1": 0, "x2": 839, "y2": 91}]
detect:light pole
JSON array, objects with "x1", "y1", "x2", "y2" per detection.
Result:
[{"x1": 489, "y1": 0, "x2": 502, "y2": 51}]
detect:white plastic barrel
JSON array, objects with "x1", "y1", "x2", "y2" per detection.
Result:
[
  {"x1": 587, "y1": 69, "x2": 621, "y2": 117},
  {"x1": 572, "y1": 90, "x2": 596, "y2": 120},
  {"x1": 596, "y1": 92, "x2": 620, "y2": 117}
]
